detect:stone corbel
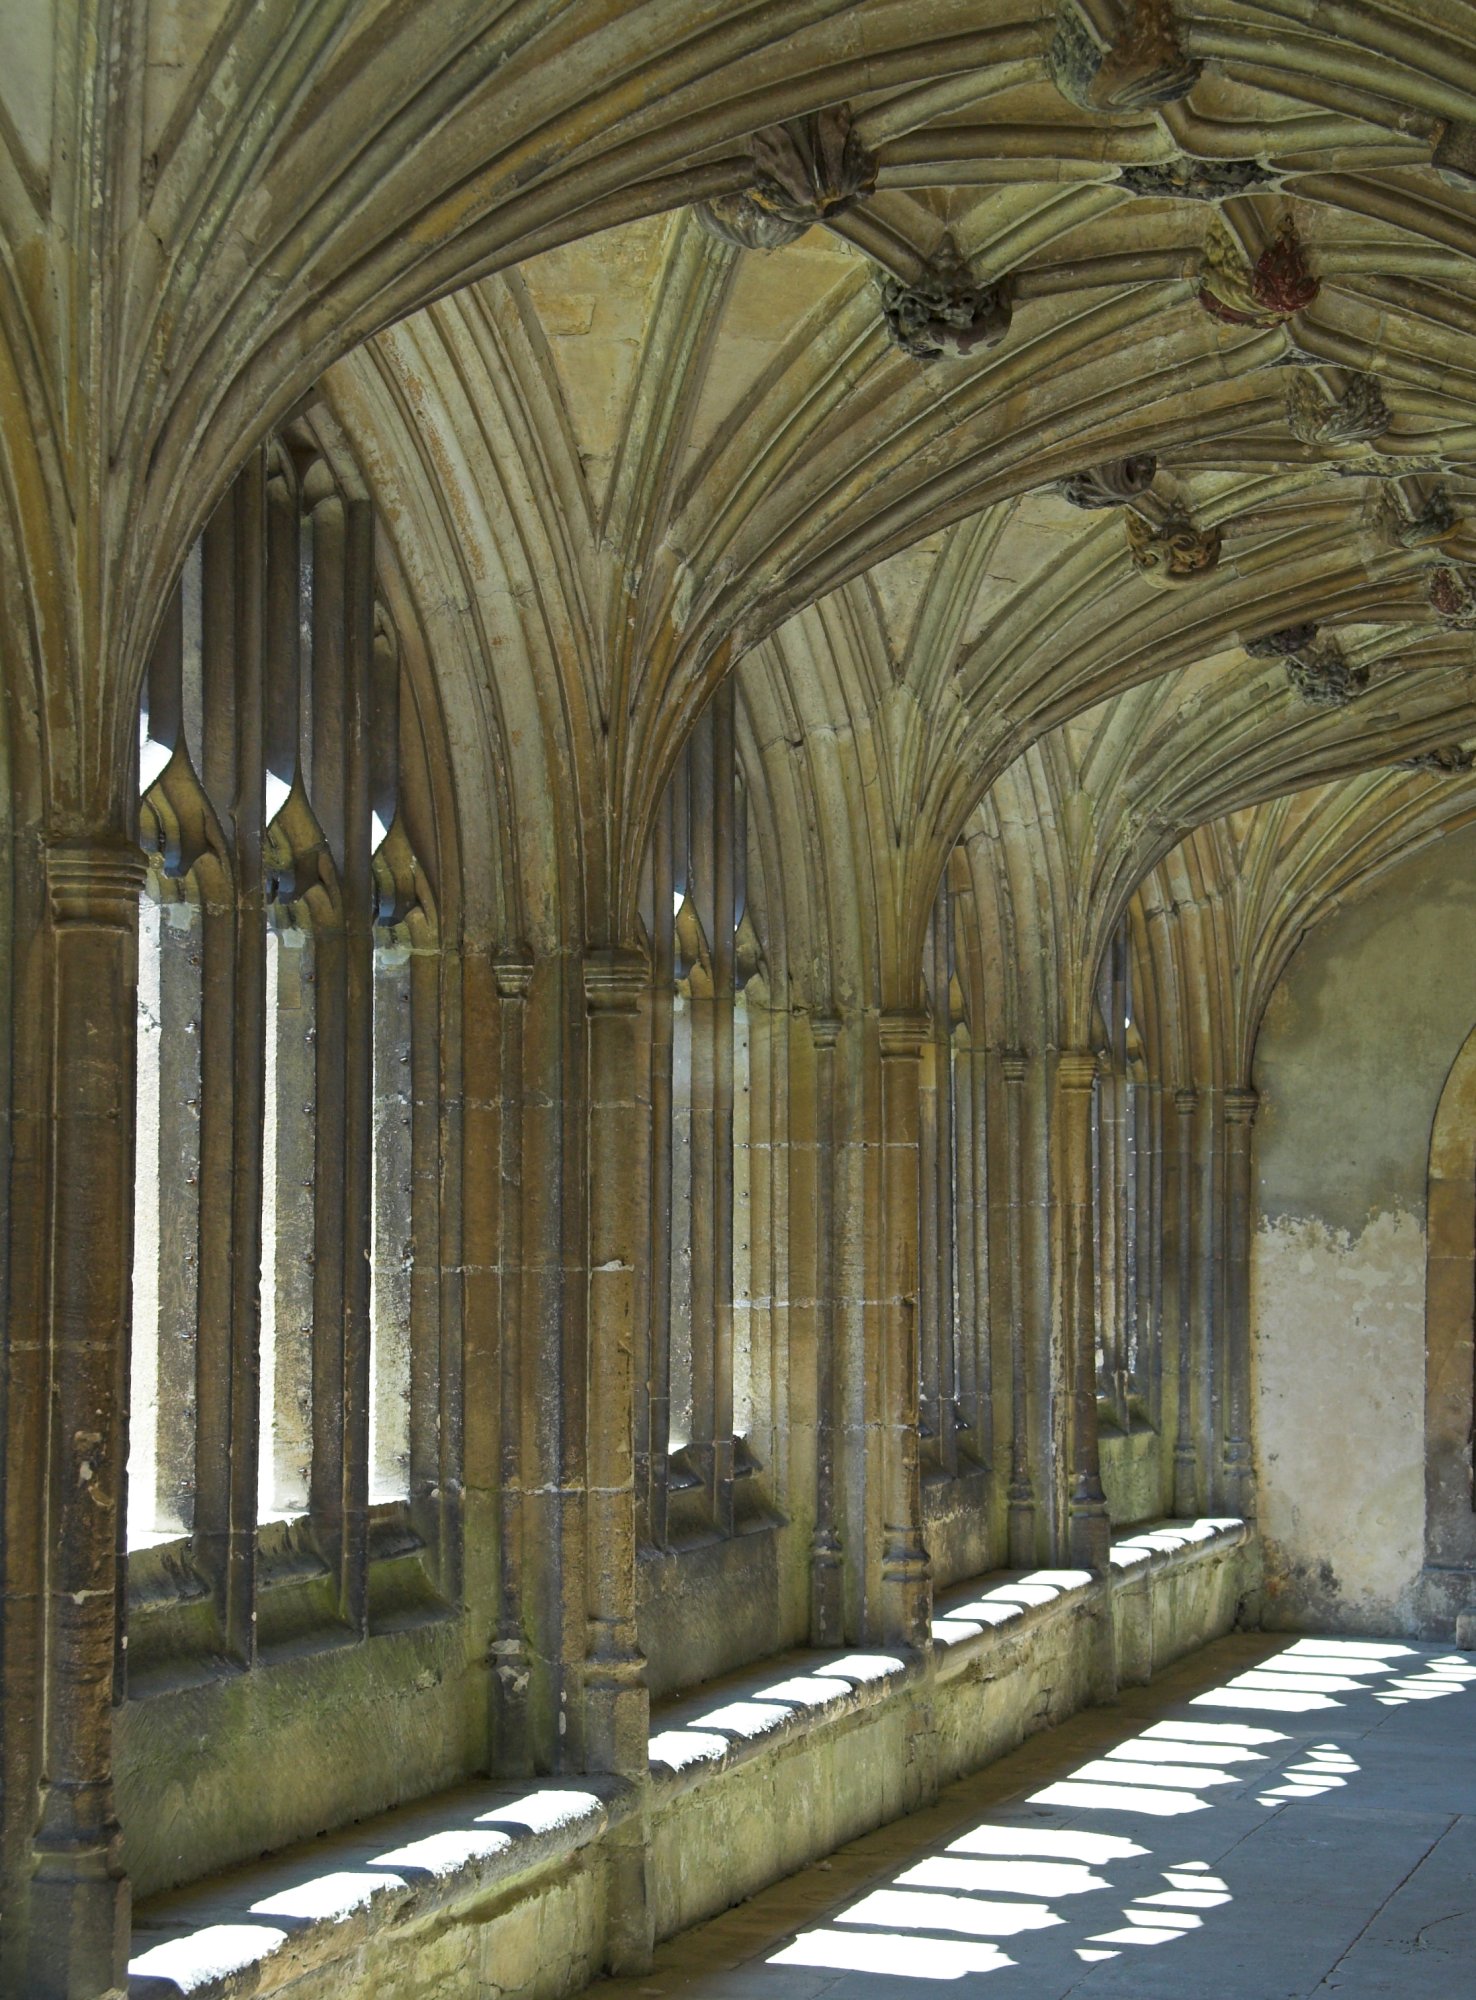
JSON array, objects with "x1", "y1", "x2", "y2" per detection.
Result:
[
  {"x1": 878, "y1": 236, "x2": 1012, "y2": 360},
  {"x1": 1048, "y1": 0, "x2": 1200, "y2": 115},
  {"x1": 46, "y1": 838, "x2": 150, "y2": 929},
  {"x1": 583, "y1": 943, "x2": 649, "y2": 1015}
]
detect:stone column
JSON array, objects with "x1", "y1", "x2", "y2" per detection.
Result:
[
  {"x1": 809, "y1": 1014, "x2": 844, "y2": 1645},
  {"x1": 1057, "y1": 1049, "x2": 1110, "y2": 1574},
  {"x1": 1171, "y1": 1087, "x2": 1200, "y2": 1516},
  {"x1": 27, "y1": 838, "x2": 146, "y2": 2000},
  {"x1": 1001, "y1": 1049, "x2": 1036, "y2": 1568},
  {"x1": 1222, "y1": 1086, "x2": 1259, "y2": 1519},
  {"x1": 877, "y1": 1012, "x2": 931, "y2": 1650},
  {"x1": 493, "y1": 950, "x2": 535, "y2": 1774},
  {"x1": 582, "y1": 948, "x2": 650, "y2": 1778}
]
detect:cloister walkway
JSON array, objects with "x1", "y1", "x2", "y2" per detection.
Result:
[{"x1": 586, "y1": 1632, "x2": 1476, "y2": 2000}]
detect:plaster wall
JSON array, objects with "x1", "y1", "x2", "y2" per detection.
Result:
[{"x1": 1252, "y1": 824, "x2": 1476, "y2": 1633}]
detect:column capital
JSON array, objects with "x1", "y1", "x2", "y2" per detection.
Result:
[
  {"x1": 1223, "y1": 1085, "x2": 1260, "y2": 1126},
  {"x1": 492, "y1": 945, "x2": 535, "y2": 1000},
  {"x1": 45, "y1": 838, "x2": 147, "y2": 927},
  {"x1": 878, "y1": 1010, "x2": 929, "y2": 1059},
  {"x1": 1174, "y1": 1085, "x2": 1199, "y2": 1116},
  {"x1": 583, "y1": 944, "x2": 648, "y2": 1013},
  {"x1": 1000, "y1": 1046, "x2": 1030, "y2": 1084},
  {"x1": 1056, "y1": 1047, "x2": 1099, "y2": 1094},
  {"x1": 810, "y1": 1012, "x2": 842, "y2": 1052}
]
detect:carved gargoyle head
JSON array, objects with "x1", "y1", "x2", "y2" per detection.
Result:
[
  {"x1": 1284, "y1": 639, "x2": 1369, "y2": 708},
  {"x1": 879, "y1": 239, "x2": 1013, "y2": 361}
]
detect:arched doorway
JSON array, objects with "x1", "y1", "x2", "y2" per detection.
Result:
[{"x1": 1422, "y1": 1020, "x2": 1476, "y2": 1630}]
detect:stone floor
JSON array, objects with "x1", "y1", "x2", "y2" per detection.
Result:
[{"x1": 586, "y1": 1633, "x2": 1476, "y2": 2000}]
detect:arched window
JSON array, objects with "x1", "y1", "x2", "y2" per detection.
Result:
[
  {"x1": 639, "y1": 679, "x2": 768, "y2": 1545},
  {"x1": 126, "y1": 417, "x2": 453, "y2": 1679},
  {"x1": 916, "y1": 849, "x2": 995, "y2": 1583}
]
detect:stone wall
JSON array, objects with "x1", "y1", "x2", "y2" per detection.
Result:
[
  {"x1": 129, "y1": 1522, "x2": 1254, "y2": 2000},
  {"x1": 1252, "y1": 823, "x2": 1476, "y2": 1634}
]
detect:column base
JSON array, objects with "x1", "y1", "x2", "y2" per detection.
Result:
[
  {"x1": 582, "y1": 1639, "x2": 649, "y2": 1779},
  {"x1": 880, "y1": 1528, "x2": 932, "y2": 1651},
  {"x1": 1007, "y1": 1483, "x2": 1036, "y2": 1569},
  {"x1": 1172, "y1": 1444, "x2": 1199, "y2": 1519},
  {"x1": 809, "y1": 1532, "x2": 844, "y2": 1647},
  {"x1": 27, "y1": 1845, "x2": 130, "y2": 2000},
  {"x1": 1068, "y1": 1494, "x2": 1112, "y2": 1575}
]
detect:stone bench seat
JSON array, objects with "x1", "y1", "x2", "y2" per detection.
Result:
[{"x1": 129, "y1": 1518, "x2": 1250, "y2": 2000}]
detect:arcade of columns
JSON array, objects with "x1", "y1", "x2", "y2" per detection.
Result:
[{"x1": 3, "y1": 5, "x2": 1476, "y2": 1996}]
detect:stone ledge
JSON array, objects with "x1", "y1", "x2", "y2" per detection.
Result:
[
  {"x1": 129, "y1": 1518, "x2": 1251, "y2": 2000},
  {"x1": 129, "y1": 1780, "x2": 628, "y2": 1997}
]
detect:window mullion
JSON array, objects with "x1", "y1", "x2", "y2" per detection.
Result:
[
  {"x1": 647, "y1": 787, "x2": 675, "y2": 1547},
  {"x1": 191, "y1": 470, "x2": 268, "y2": 1664},
  {"x1": 711, "y1": 678, "x2": 736, "y2": 1536}
]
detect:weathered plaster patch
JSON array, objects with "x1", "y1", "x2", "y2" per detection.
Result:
[{"x1": 1253, "y1": 1208, "x2": 1424, "y2": 1632}]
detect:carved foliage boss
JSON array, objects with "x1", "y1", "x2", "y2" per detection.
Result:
[
  {"x1": 696, "y1": 105, "x2": 876, "y2": 250},
  {"x1": 1049, "y1": 0, "x2": 1200, "y2": 114}
]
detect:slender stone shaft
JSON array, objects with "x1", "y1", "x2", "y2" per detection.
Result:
[
  {"x1": 28, "y1": 838, "x2": 146, "y2": 2000},
  {"x1": 1222, "y1": 1086, "x2": 1259, "y2": 1517},
  {"x1": 1057, "y1": 1049, "x2": 1111, "y2": 1574},
  {"x1": 877, "y1": 1012, "x2": 931, "y2": 1649},
  {"x1": 582, "y1": 948, "x2": 650, "y2": 1776},
  {"x1": 1172, "y1": 1086, "x2": 1200, "y2": 1515},
  {"x1": 1002, "y1": 1049, "x2": 1036, "y2": 1567}
]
